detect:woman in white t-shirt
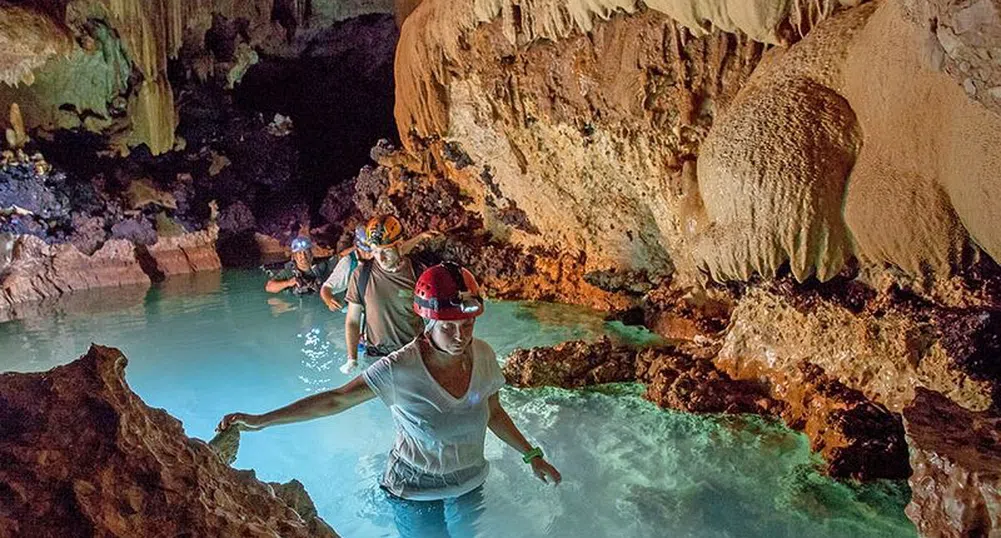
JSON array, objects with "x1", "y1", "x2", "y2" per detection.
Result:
[
  {"x1": 218, "y1": 262, "x2": 561, "y2": 537},
  {"x1": 320, "y1": 225, "x2": 373, "y2": 312}
]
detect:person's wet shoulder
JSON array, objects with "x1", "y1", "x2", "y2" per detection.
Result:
[{"x1": 471, "y1": 338, "x2": 497, "y2": 362}]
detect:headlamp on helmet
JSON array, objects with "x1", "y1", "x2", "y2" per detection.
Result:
[
  {"x1": 290, "y1": 236, "x2": 313, "y2": 253},
  {"x1": 413, "y1": 262, "x2": 484, "y2": 321}
]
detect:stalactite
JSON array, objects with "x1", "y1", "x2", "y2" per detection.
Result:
[
  {"x1": 64, "y1": 0, "x2": 272, "y2": 154},
  {"x1": 395, "y1": 0, "x2": 852, "y2": 147},
  {"x1": 0, "y1": 5, "x2": 73, "y2": 86}
]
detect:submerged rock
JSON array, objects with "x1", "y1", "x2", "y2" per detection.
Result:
[
  {"x1": 504, "y1": 338, "x2": 636, "y2": 389},
  {"x1": 505, "y1": 337, "x2": 909, "y2": 480},
  {"x1": 0, "y1": 344, "x2": 338, "y2": 537},
  {"x1": 904, "y1": 388, "x2": 1001, "y2": 538}
]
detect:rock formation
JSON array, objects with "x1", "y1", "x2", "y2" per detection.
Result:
[
  {"x1": 505, "y1": 337, "x2": 909, "y2": 480},
  {"x1": 0, "y1": 0, "x2": 394, "y2": 155},
  {"x1": 2, "y1": 0, "x2": 1001, "y2": 532},
  {"x1": 0, "y1": 344, "x2": 338, "y2": 537},
  {"x1": 904, "y1": 388, "x2": 1001, "y2": 538},
  {"x1": 0, "y1": 234, "x2": 150, "y2": 310}
]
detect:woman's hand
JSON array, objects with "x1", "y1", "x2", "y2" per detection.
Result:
[
  {"x1": 217, "y1": 412, "x2": 266, "y2": 432},
  {"x1": 530, "y1": 458, "x2": 562, "y2": 485}
]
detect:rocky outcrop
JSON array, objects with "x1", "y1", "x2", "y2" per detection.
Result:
[
  {"x1": 0, "y1": 344, "x2": 338, "y2": 537},
  {"x1": 504, "y1": 338, "x2": 638, "y2": 389},
  {"x1": 503, "y1": 337, "x2": 909, "y2": 480},
  {"x1": 904, "y1": 388, "x2": 1001, "y2": 538},
  {"x1": 351, "y1": 143, "x2": 635, "y2": 309},
  {"x1": 139, "y1": 225, "x2": 222, "y2": 280},
  {"x1": 0, "y1": 234, "x2": 150, "y2": 311},
  {"x1": 717, "y1": 278, "x2": 1001, "y2": 413},
  {"x1": 0, "y1": 226, "x2": 228, "y2": 312}
]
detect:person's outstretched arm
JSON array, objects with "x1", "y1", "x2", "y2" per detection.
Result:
[
  {"x1": 398, "y1": 230, "x2": 442, "y2": 255},
  {"x1": 217, "y1": 375, "x2": 374, "y2": 431},
  {"x1": 265, "y1": 277, "x2": 297, "y2": 293},
  {"x1": 487, "y1": 393, "x2": 562, "y2": 485}
]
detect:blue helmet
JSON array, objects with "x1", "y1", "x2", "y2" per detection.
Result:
[
  {"x1": 354, "y1": 225, "x2": 372, "y2": 253},
  {"x1": 291, "y1": 236, "x2": 313, "y2": 253}
]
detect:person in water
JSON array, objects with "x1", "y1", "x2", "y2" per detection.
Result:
[
  {"x1": 265, "y1": 235, "x2": 335, "y2": 295},
  {"x1": 340, "y1": 215, "x2": 440, "y2": 374},
  {"x1": 320, "y1": 225, "x2": 374, "y2": 312},
  {"x1": 218, "y1": 262, "x2": 561, "y2": 537}
]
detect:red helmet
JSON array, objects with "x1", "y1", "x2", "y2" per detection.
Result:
[{"x1": 413, "y1": 262, "x2": 484, "y2": 320}]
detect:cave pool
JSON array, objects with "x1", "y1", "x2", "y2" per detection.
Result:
[{"x1": 0, "y1": 269, "x2": 917, "y2": 538}]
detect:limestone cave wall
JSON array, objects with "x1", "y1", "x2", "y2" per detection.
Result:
[
  {"x1": 0, "y1": 0, "x2": 394, "y2": 155},
  {"x1": 394, "y1": 0, "x2": 1001, "y2": 288}
]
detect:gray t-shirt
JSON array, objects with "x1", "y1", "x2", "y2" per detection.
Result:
[
  {"x1": 345, "y1": 257, "x2": 424, "y2": 356},
  {"x1": 362, "y1": 338, "x2": 506, "y2": 500}
]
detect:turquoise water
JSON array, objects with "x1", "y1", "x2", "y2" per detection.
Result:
[{"x1": 0, "y1": 270, "x2": 916, "y2": 538}]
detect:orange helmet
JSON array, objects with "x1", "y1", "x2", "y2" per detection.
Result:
[
  {"x1": 413, "y1": 262, "x2": 484, "y2": 321},
  {"x1": 365, "y1": 215, "x2": 403, "y2": 247}
]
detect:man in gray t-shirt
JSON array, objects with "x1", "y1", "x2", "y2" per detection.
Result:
[{"x1": 341, "y1": 215, "x2": 425, "y2": 373}]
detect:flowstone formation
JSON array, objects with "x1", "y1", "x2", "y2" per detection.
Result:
[
  {"x1": 380, "y1": 0, "x2": 1001, "y2": 533},
  {"x1": 0, "y1": 344, "x2": 338, "y2": 537}
]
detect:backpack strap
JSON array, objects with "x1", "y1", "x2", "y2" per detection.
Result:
[
  {"x1": 356, "y1": 260, "x2": 374, "y2": 307},
  {"x1": 348, "y1": 251, "x2": 359, "y2": 276}
]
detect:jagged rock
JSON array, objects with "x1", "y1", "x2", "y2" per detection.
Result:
[
  {"x1": 209, "y1": 425, "x2": 242, "y2": 466},
  {"x1": 0, "y1": 234, "x2": 149, "y2": 311},
  {"x1": 642, "y1": 284, "x2": 734, "y2": 341},
  {"x1": 0, "y1": 344, "x2": 339, "y2": 537},
  {"x1": 67, "y1": 214, "x2": 106, "y2": 256},
  {"x1": 504, "y1": 338, "x2": 636, "y2": 389},
  {"x1": 719, "y1": 282, "x2": 1000, "y2": 414},
  {"x1": 269, "y1": 479, "x2": 339, "y2": 538},
  {"x1": 635, "y1": 348, "x2": 774, "y2": 416},
  {"x1": 139, "y1": 226, "x2": 222, "y2": 281},
  {"x1": 217, "y1": 201, "x2": 257, "y2": 235},
  {"x1": 504, "y1": 337, "x2": 908, "y2": 480},
  {"x1": 110, "y1": 216, "x2": 157, "y2": 246},
  {"x1": 904, "y1": 388, "x2": 1001, "y2": 538}
]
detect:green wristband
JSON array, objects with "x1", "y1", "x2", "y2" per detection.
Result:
[{"x1": 522, "y1": 446, "x2": 544, "y2": 464}]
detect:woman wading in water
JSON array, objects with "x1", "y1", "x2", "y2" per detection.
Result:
[{"x1": 218, "y1": 262, "x2": 561, "y2": 537}]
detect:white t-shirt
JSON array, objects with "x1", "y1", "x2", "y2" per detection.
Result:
[
  {"x1": 362, "y1": 337, "x2": 506, "y2": 500},
  {"x1": 322, "y1": 252, "x2": 357, "y2": 295}
]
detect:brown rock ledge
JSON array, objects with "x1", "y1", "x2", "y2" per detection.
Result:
[{"x1": 0, "y1": 344, "x2": 338, "y2": 537}]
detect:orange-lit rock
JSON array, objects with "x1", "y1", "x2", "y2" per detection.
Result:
[
  {"x1": 0, "y1": 344, "x2": 338, "y2": 537},
  {"x1": 904, "y1": 388, "x2": 1001, "y2": 538}
]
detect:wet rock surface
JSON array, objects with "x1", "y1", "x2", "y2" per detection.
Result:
[
  {"x1": 504, "y1": 337, "x2": 909, "y2": 480},
  {"x1": 504, "y1": 338, "x2": 637, "y2": 389},
  {"x1": 0, "y1": 344, "x2": 338, "y2": 537},
  {"x1": 904, "y1": 388, "x2": 1001, "y2": 538},
  {"x1": 719, "y1": 276, "x2": 1001, "y2": 415},
  {"x1": 346, "y1": 141, "x2": 635, "y2": 310},
  {"x1": 0, "y1": 234, "x2": 150, "y2": 311}
]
